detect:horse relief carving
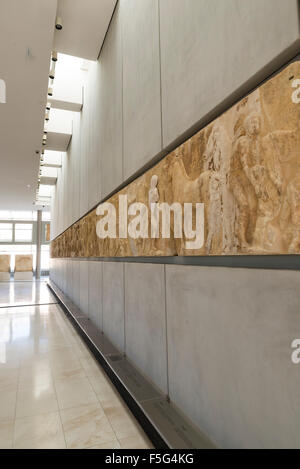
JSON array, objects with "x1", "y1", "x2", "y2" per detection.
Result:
[{"x1": 51, "y1": 62, "x2": 300, "y2": 258}]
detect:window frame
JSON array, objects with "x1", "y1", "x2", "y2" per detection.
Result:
[{"x1": 0, "y1": 222, "x2": 14, "y2": 242}]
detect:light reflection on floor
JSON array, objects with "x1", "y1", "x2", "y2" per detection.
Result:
[
  {"x1": 0, "y1": 280, "x2": 55, "y2": 308},
  {"x1": 0, "y1": 281, "x2": 152, "y2": 449}
]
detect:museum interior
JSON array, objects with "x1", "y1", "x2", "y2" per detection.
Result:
[{"x1": 0, "y1": 0, "x2": 300, "y2": 450}]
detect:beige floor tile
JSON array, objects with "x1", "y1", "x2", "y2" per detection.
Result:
[
  {"x1": 88, "y1": 374, "x2": 122, "y2": 409},
  {"x1": 60, "y1": 403, "x2": 116, "y2": 449},
  {"x1": 19, "y1": 354, "x2": 51, "y2": 368},
  {"x1": 51, "y1": 358, "x2": 86, "y2": 381},
  {"x1": 49, "y1": 348, "x2": 78, "y2": 364},
  {"x1": 87, "y1": 440, "x2": 121, "y2": 449},
  {"x1": 104, "y1": 404, "x2": 144, "y2": 440},
  {"x1": 72, "y1": 343, "x2": 93, "y2": 359},
  {"x1": 18, "y1": 361, "x2": 53, "y2": 388},
  {"x1": 119, "y1": 434, "x2": 154, "y2": 449},
  {"x1": 0, "y1": 420, "x2": 14, "y2": 449},
  {"x1": 79, "y1": 356, "x2": 104, "y2": 377},
  {"x1": 55, "y1": 376, "x2": 98, "y2": 410},
  {"x1": 0, "y1": 357, "x2": 20, "y2": 371},
  {"x1": 0, "y1": 283, "x2": 150, "y2": 450},
  {"x1": 0, "y1": 368, "x2": 19, "y2": 390},
  {"x1": 0, "y1": 345, "x2": 20, "y2": 370},
  {"x1": 14, "y1": 411, "x2": 66, "y2": 449},
  {"x1": 53, "y1": 367, "x2": 86, "y2": 382},
  {"x1": 16, "y1": 382, "x2": 58, "y2": 419},
  {"x1": 0, "y1": 386, "x2": 17, "y2": 422}
]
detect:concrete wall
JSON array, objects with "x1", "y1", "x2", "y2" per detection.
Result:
[
  {"x1": 50, "y1": 0, "x2": 300, "y2": 448},
  {"x1": 51, "y1": 0, "x2": 300, "y2": 238},
  {"x1": 50, "y1": 260, "x2": 300, "y2": 448}
]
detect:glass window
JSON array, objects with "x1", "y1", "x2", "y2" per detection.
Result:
[
  {"x1": 14, "y1": 224, "x2": 33, "y2": 242},
  {"x1": 12, "y1": 211, "x2": 36, "y2": 221},
  {"x1": 0, "y1": 211, "x2": 11, "y2": 220},
  {"x1": 0, "y1": 211, "x2": 37, "y2": 221},
  {"x1": 0, "y1": 223, "x2": 13, "y2": 242},
  {"x1": 42, "y1": 212, "x2": 51, "y2": 221}
]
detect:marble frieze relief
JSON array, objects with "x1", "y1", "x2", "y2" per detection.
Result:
[{"x1": 51, "y1": 62, "x2": 300, "y2": 258}]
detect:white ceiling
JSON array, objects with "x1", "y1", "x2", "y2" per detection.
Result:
[
  {"x1": 0, "y1": 0, "x2": 57, "y2": 210},
  {"x1": 53, "y1": 0, "x2": 117, "y2": 60},
  {"x1": 0, "y1": 0, "x2": 116, "y2": 211}
]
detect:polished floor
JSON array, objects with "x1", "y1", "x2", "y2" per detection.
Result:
[{"x1": 0, "y1": 281, "x2": 153, "y2": 449}]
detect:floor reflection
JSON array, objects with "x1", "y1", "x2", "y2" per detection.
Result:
[
  {"x1": 0, "y1": 281, "x2": 152, "y2": 449},
  {"x1": 0, "y1": 280, "x2": 56, "y2": 308}
]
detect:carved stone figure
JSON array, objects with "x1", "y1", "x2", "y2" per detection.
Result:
[
  {"x1": 51, "y1": 62, "x2": 300, "y2": 258},
  {"x1": 281, "y1": 175, "x2": 300, "y2": 253},
  {"x1": 229, "y1": 116, "x2": 258, "y2": 250}
]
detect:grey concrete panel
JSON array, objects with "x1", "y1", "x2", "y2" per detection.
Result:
[
  {"x1": 88, "y1": 261, "x2": 102, "y2": 330},
  {"x1": 65, "y1": 260, "x2": 72, "y2": 298},
  {"x1": 122, "y1": 0, "x2": 162, "y2": 180},
  {"x1": 160, "y1": 0, "x2": 300, "y2": 147},
  {"x1": 79, "y1": 92, "x2": 89, "y2": 218},
  {"x1": 79, "y1": 261, "x2": 89, "y2": 315},
  {"x1": 70, "y1": 112, "x2": 81, "y2": 225},
  {"x1": 102, "y1": 262, "x2": 125, "y2": 352},
  {"x1": 166, "y1": 265, "x2": 300, "y2": 448},
  {"x1": 99, "y1": 3, "x2": 123, "y2": 199},
  {"x1": 125, "y1": 263, "x2": 167, "y2": 394},
  {"x1": 87, "y1": 62, "x2": 102, "y2": 208},
  {"x1": 72, "y1": 261, "x2": 81, "y2": 308}
]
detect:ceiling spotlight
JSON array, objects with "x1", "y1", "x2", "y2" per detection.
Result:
[
  {"x1": 49, "y1": 67, "x2": 55, "y2": 80},
  {"x1": 45, "y1": 111, "x2": 50, "y2": 122},
  {"x1": 48, "y1": 87, "x2": 53, "y2": 97},
  {"x1": 41, "y1": 149, "x2": 45, "y2": 155},
  {"x1": 51, "y1": 51, "x2": 57, "y2": 62},
  {"x1": 55, "y1": 16, "x2": 63, "y2": 30},
  {"x1": 46, "y1": 102, "x2": 51, "y2": 111}
]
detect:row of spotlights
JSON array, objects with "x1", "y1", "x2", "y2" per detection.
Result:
[{"x1": 37, "y1": 17, "x2": 62, "y2": 192}]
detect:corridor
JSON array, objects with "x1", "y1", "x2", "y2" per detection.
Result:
[{"x1": 0, "y1": 281, "x2": 152, "y2": 449}]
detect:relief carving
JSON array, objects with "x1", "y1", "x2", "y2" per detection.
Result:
[{"x1": 51, "y1": 62, "x2": 300, "y2": 258}]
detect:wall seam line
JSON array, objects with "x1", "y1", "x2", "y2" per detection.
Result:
[
  {"x1": 121, "y1": 2, "x2": 125, "y2": 184},
  {"x1": 123, "y1": 262, "x2": 126, "y2": 356},
  {"x1": 164, "y1": 264, "x2": 170, "y2": 398},
  {"x1": 158, "y1": 0, "x2": 164, "y2": 151},
  {"x1": 101, "y1": 261, "x2": 104, "y2": 332}
]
